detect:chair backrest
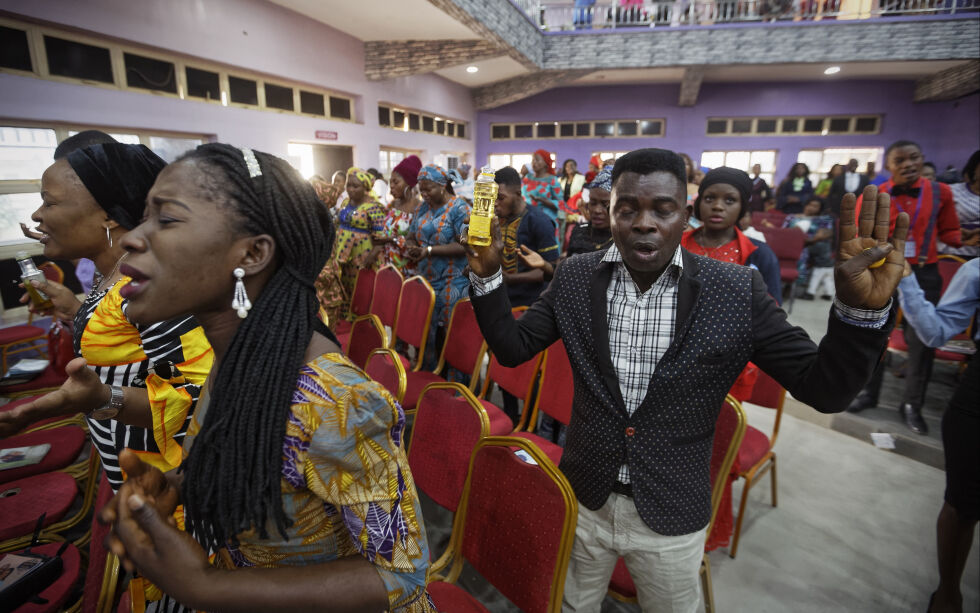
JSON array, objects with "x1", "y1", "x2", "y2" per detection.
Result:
[
  {"x1": 392, "y1": 275, "x2": 435, "y2": 369},
  {"x1": 350, "y1": 268, "x2": 377, "y2": 318},
  {"x1": 707, "y1": 396, "x2": 747, "y2": 538},
  {"x1": 762, "y1": 227, "x2": 806, "y2": 263},
  {"x1": 346, "y1": 314, "x2": 386, "y2": 370},
  {"x1": 370, "y1": 265, "x2": 404, "y2": 329},
  {"x1": 747, "y1": 370, "x2": 785, "y2": 446},
  {"x1": 408, "y1": 383, "x2": 490, "y2": 513},
  {"x1": 83, "y1": 471, "x2": 117, "y2": 613},
  {"x1": 448, "y1": 437, "x2": 577, "y2": 613},
  {"x1": 364, "y1": 348, "x2": 406, "y2": 404},
  {"x1": 40, "y1": 261, "x2": 65, "y2": 284},
  {"x1": 436, "y1": 299, "x2": 488, "y2": 387},
  {"x1": 481, "y1": 351, "x2": 543, "y2": 423},
  {"x1": 937, "y1": 254, "x2": 965, "y2": 295},
  {"x1": 528, "y1": 340, "x2": 574, "y2": 431}
]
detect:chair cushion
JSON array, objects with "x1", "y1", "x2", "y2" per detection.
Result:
[
  {"x1": 513, "y1": 432, "x2": 563, "y2": 466},
  {"x1": 0, "y1": 471, "x2": 78, "y2": 540},
  {"x1": 9, "y1": 541, "x2": 82, "y2": 613},
  {"x1": 333, "y1": 320, "x2": 352, "y2": 336},
  {"x1": 608, "y1": 557, "x2": 637, "y2": 599},
  {"x1": 0, "y1": 325, "x2": 46, "y2": 345},
  {"x1": 0, "y1": 426, "x2": 86, "y2": 484},
  {"x1": 735, "y1": 424, "x2": 771, "y2": 475},
  {"x1": 427, "y1": 581, "x2": 490, "y2": 612},
  {"x1": 402, "y1": 371, "x2": 446, "y2": 411},
  {"x1": 0, "y1": 366, "x2": 68, "y2": 395},
  {"x1": 477, "y1": 399, "x2": 515, "y2": 435}
]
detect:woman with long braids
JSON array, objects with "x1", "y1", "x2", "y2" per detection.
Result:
[{"x1": 100, "y1": 144, "x2": 434, "y2": 612}]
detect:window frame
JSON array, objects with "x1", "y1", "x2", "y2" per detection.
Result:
[
  {"x1": 489, "y1": 118, "x2": 666, "y2": 141},
  {"x1": 699, "y1": 150, "x2": 779, "y2": 187},
  {"x1": 705, "y1": 115, "x2": 883, "y2": 137}
]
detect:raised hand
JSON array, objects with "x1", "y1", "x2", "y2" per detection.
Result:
[
  {"x1": 0, "y1": 358, "x2": 107, "y2": 437},
  {"x1": 20, "y1": 223, "x2": 43, "y2": 241},
  {"x1": 517, "y1": 245, "x2": 547, "y2": 271},
  {"x1": 461, "y1": 215, "x2": 503, "y2": 278},
  {"x1": 835, "y1": 184, "x2": 909, "y2": 309},
  {"x1": 100, "y1": 450, "x2": 181, "y2": 571},
  {"x1": 20, "y1": 278, "x2": 82, "y2": 322}
]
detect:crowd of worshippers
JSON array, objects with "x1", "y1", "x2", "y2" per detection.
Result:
[{"x1": 0, "y1": 129, "x2": 977, "y2": 613}]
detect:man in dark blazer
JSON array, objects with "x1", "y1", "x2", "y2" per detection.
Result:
[
  {"x1": 463, "y1": 149, "x2": 909, "y2": 611},
  {"x1": 828, "y1": 158, "x2": 871, "y2": 216}
]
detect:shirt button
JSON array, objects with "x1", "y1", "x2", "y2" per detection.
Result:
[{"x1": 626, "y1": 427, "x2": 635, "y2": 437}]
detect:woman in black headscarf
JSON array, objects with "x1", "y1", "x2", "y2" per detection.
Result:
[{"x1": 1, "y1": 143, "x2": 213, "y2": 500}]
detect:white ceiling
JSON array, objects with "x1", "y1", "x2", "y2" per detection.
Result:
[
  {"x1": 434, "y1": 56, "x2": 530, "y2": 86},
  {"x1": 268, "y1": 0, "x2": 479, "y2": 41}
]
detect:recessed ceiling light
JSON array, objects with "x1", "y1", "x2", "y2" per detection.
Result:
[
  {"x1": 466, "y1": 66, "x2": 478, "y2": 73},
  {"x1": 824, "y1": 66, "x2": 841, "y2": 75}
]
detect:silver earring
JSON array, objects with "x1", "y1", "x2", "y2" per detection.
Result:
[
  {"x1": 232, "y1": 267, "x2": 251, "y2": 319},
  {"x1": 106, "y1": 226, "x2": 112, "y2": 248}
]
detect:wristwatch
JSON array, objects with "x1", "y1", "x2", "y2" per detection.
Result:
[
  {"x1": 90, "y1": 385, "x2": 124, "y2": 420},
  {"x1": 426, "y1": 245, "x2": 433, "y2": 257}
]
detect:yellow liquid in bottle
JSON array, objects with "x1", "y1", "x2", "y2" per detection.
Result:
[
  {"x1": 22, "y1": 272, "x2": 54, "y2": 310},
  {"x1": 469, "y1": 169, "x2": 497, "y2": 247}
]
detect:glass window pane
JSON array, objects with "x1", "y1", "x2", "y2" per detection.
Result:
[
  {"x1": 575, "y1": 123, "x2": 591, "y2": 137},
  {"x1": 378, "y1": 105, "x2": 390, "y2": 127},
  {"x1": 725, "y1": 151, "x2": 751, "y2": 172},
  {"x1": 422, "y1": 116, "x2": 434, "y2": 133},
  {"x1": 436, "y1": 120, "x2": 445, "y2": 135},
  {"x1": 44, "y1": 36, "x2": 113, "y2": 83},
  {"x1": 536, "y1": 123, "x2": 556, "y2": 138},
  {"x1": 594, "y1": 122, "x2": 614, "y2": 137},
  {"x1": 489, "y1": 154, "x2": 511, "y2": 170},
  {"x1": 854, "y1": 117, "x2": 878, "y2": 133},
  {"x1": 0, "y1": 192, "x2": 43, "y2": 243},
  {"x1": 408, "y1": 114, "x2": 420, "y2": 131},
  {"x1": 731, "y1": 119, "x2": 752, "y2": 134},
  {"x1": 803, "y1": 118, "x2": 824, "y2": 133},
  {"x1": 617, "y1": 122, "x2": 638, "y2": 137},
  {"x1": 124, "y1": 53, "x2": 177, "y2": 94},
  {"x1": 329, "y1": 97, "x2": 351, "y2": 120},
  {"x1": 446, "y1": 123, "x2": 455, "y2": 137},
  {"x1": 264, "y1": 83, "x2": 294, "y2": 111},
  {"x1": 456, "y1": 124, "x2": 465, "y2": 139},
  {"x1": 229, "y1": 76, "x2": 258, "y2": 105},
  {"x1": 379, "y1": 151, "x2": 388, "y2": 175},
  {"x1": 286, "y1": 143, "x2": 314, "y2": 179},
  {"x1": 186, "y1": 67, "x2": 220, "y2": 100},
  {"x1": 511, "y1": 154, "x2": 532, "y2": 172},
  {"x1": 699, "y1": 151, "x2": 725, "y2": 170},
  {"x1": 300, "y1": 91, "x2": 325, "y2": 116},
  {"x1": 392, "y1": 110, "x2": 405, "y2": 129},
  {"x1": 780, "y1": 118, "x2": 799, "y2": 133},
  {"x1": 797, "y1": 150, "x2": 824, "y2": 171},
  {"x1": 149, "y1": 136, "x2": 202, "y2": 163},
  {"x1": 639, "y1": 120, "x2": 661, "y2": 136},
  {"x1": 514, "y1": 124, "x2": 533, "y2": 139},
  {"x1": 0, "y1": 127, "x2": 58, "y2": 181},
  {"x1": 756, "y1": 119, "x2": 777, "y2": 133},
  {"x1": 107, "y1": 133, "x2": 140, "y2": 144},
  {"x1": 828, "y1": 117, "x2": 851, "y2": 133},
  {"x1": 559, "y1": 123, "x2": 575, "y2": 137},
  {"x1": 0, "y1": 26, "x2": 32, "y2": 71},
  {"x1": 706, "y1": 119, "x2": 728, "y2": 135},
  {"x1": 749, "y1": 151, "x2": 776, "y2": 171},
  {"x1": 491, "y1": 125, "x2": 511, "y2": 140}
]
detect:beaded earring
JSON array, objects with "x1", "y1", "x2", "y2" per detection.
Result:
[{"x1": 232, "y1": 267, "x2": 252, "y2": 319}]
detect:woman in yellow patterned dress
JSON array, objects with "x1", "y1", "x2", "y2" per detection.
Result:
[{"x1": 101, "y1": 144, "x2": 434, "y2": 612}]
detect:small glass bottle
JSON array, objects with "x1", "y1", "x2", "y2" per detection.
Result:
[
  {"x1": 16, "y1": 251, "x2": 54, "y2": 310},
  {"x1": 469, "y1": 166, "x2": 498, "y2": 247}
]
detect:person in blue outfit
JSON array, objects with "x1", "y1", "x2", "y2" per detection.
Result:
[
  {"x1": 406, "y1": 164, "x2": 471, "y2": 370},
  {"x1": 898, "y1": 258, "x2": 979, "y2": 613}
]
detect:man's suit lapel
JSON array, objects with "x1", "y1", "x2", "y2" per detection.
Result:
[{"x1": 589, "y1": 260, "x2": 627, "y2": 410}]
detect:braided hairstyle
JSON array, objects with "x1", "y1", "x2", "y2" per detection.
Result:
[{"x1": 177, "y1": 143, "x2": 335, "y2": 552}]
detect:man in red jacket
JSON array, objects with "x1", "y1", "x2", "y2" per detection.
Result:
[{"x1": 848, "y1": 140, "x2": 962, "y2": 434}]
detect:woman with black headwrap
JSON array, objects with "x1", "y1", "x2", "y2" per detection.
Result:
[{"x1": 0, "y1": 143, "x2": 213, "y2": 494}]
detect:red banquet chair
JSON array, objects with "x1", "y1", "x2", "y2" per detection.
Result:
[
  {"x1": 332, "y1": 268, "x2": 376, "y2": 338},
  {"x1": 427, "y1": 436, "x2": 578, "y2": 613},
  {"x1": 370, "y1": 265, "x2": 404, "y2": 332},
  {"x1": 512, "y1": 340, "x2": 574, "y2": 466},
  {"x1": 0, "y1": 471, "x2": 79, "y2": 545},
  {"x1": 729, "y1": 370, "x2": 785, "y2": 559},
  {"x1": 0, "y1": 261, "x2": 64, "y2": 375},
  {"x1": 761, "y1": 227, "x2": 806, "y2": 313},
  {"x1": 389, "y1": 275, "x2": 435, "y2": 371},
  {"x1": 478, "y1": 348, "x2": 544, "y2": 434},
  {"x1": 608, "y1": 395, "x2": 747, "y2": 611},
  {"x1": 0, "y1": 425, "x2": 87, "y2": 485},
  {"x1": 373, "y1": 299, "x2": 489, "y2": 414},
  {"x1": 364, "y1": 348, "x2": 406, "y2": 405},
  {"x1": 407, "y1": 382, "x2": 510, "y2": 569},
  {"x1": 0, "y1": 394, "x2": 85, "y2": 435},
  {"x1": 344, "y1": 314, "x2": 386, "y2": 370}
]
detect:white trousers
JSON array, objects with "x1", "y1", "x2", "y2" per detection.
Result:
[
  {"x1": 807, "y1": 266, "x2": 835, "y2": 298},
  {"x1": 562, "y1": 493, "x2": 707, "y2": 613}
]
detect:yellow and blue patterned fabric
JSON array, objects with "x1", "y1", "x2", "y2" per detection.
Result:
[{"x1": 184, "y1": 353, "x2": 435, "y2": 612}]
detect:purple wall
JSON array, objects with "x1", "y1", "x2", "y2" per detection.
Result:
[{"x1": 476, "y1": 82, "x2": 980, "y2": 181}]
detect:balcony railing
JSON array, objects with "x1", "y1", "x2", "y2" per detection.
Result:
[{"x1": 512, "y1": 0, "x2": 979, "y2": 30}]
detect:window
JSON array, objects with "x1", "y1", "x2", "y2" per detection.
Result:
[
  {"x1": 802, "y1": 118, "x2": 824, "y2": 133},
  {"x1": 592, "y1": 151, "x2": 629, "y2": 163},
  {"x1": 0, "y1": 25, "x2": 32, "y2": 72},
  {"x1": 514, "y1": 124, "x2": 534, "y2": 139},
  {"x1": 408, "y1": 113, "x2": 420, "y2": 131},
  {"x1": 575, "y1": 123, "x2": 591, "y2": 137},
  {"x1": 559, "y1": 123, "x2": 575, "y2": 138},
  {"x1": 700, "y1": 150, "x2": 777, "y2": 186},
  {"x1": 639, "y1": 120, "x2": 663, "y2": 136},
  {"x1": 264, "y1": 83, "x2": 294, "y2": 111},
  {"x1": 185, "y1": 67, "x2": 220, "y2": 101},
  {"x1": 594, "y1": 122, "x2": 615, "y2": 137},
  {"x1": 300, "y1": 91, "x2": 325, "y2": 116},
  {"x1": 756, "y1": 119, "x2": 778, "y2": 134},
  {"x1": 456, "y1": 124, "x2": 466, "y2": 139},
  {"x1": 44, "y1": 35, "x2": 113, "y2": 83},
  {"x1": 827, "y1": 117, "x2": 851, "y2": 133},
  {"x1": 487, "y1": 153, "x2": 552, "y2": 172},
  {"x1": 491, "y1": 125, "x2": 511, "y2": 140},
  {"x1": 392, "y1": 110, "x2": 406, "y2": 130},
  {"x1": 123, "y1": 52, "x2": 177, "y2": 94},
  {"x1": 780, "y1": 118, "x2": 799, "y2": 134},
  {"x1": 148, "y1": 136, "x2": 203, "y2": 163},
  {"x1": 436, "y1": 120, "x2": 445, "y2": 135},
  {"x1": 617, "y1": 121, "x2": 638, "y2": 137},
  {"x1": 706, "y1": 119, "x2": 728, "y2": 135},
  {"x1": 731, "y1": 119, "x2": 752, "y2": 134},
  {"x1": 379, "y1": 147, "x2": 422, "y2": 177},
  {"x1": 854, "y1": 117, "x2": 879, "y2": 133},
  {"x1": 378, "y1": 105, "x2": 391, "y2": 127},
  {"x1": 797, "y1": 148, "x2": 883, "y2": 186},
  {"x1": 422, "y1": 116, "x2": 435, "y2": 133},
  {"x1": 707, "y1": 115, "x2": 881, "y2": 137},
  {"x1": 329, "y1": 96, "x2": 351, "y2": 120},
  {"x1": 536, "y1": 123, "x2": 557, "y2": 138},
  {"x1": 377, "y1": 103, "x2": 467, "y2": 139},
  {"x1": 228, "y1": 76, "x2": 258, "y2": 106},
  {"x1": 446, "y1": 122, "x2": 455, "y2": 137},
  {"x1": 490, "y1": 119, "x2": 664, "y2": 140}
]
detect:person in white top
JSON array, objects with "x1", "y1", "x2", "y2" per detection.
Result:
[
  {"x1": 940, "y1": 150, "x2": 980, "y2": 258},
  {"x1": 454, "y1": 163, "x2": 475, "y2": 201},
  {"x1": 829, "y1": 158, "x2": 870, "y2": 216},
  {"x1": 368, "y1": 168, "x2": 389, "y2": 204}
]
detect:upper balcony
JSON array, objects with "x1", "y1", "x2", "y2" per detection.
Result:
[{"x1": 512, "y1": 0, "x2": 979, "y2": 31}]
